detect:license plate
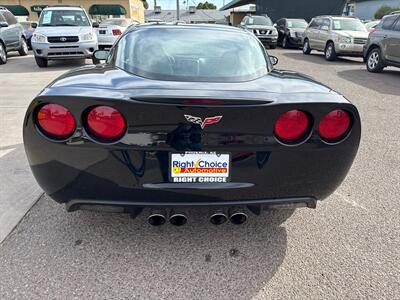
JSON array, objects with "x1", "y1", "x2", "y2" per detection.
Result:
[
  {"x1": 99, "y1": 30, "x2": 106, "y2": 34},
  {"x1": 170, "y1": 152, "x2": 230, "y2": 183}
]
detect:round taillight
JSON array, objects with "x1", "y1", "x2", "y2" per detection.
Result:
[
  {"x1": 319, "y1": 110, "x2": 351, "y2": 142},
  {"x1": 37, "y1": 104, "x2": 75, "y2": 139},
  {"x1": 86, "y1": 106, "x2": 126, "y2": 141},
  {"x1": 274, "y1": 110, "x2": 309, "y2": 143}
]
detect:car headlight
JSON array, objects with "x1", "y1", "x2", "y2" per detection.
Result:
[
  {"x1": 272, "y1": 28, "x2": 278, "y2": 35},
  {"x1": 81, "y1": 32, "x2": 94, "y2": 41},
  {"x1": 338, "y1": 36, "x2": 352, "y2": 44},
  {"x1": 32, "y1": 33, "x2": 46, "y2": 43},
  {"x1": 289, "y1": 30, "x2": 296, "y2": 38}
]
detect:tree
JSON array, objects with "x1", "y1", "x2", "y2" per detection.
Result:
[
  {"x1": 196, "y1": 1, "x2": 217, "y2": 10},
  {"x1": 374, "y1": 5, "x2": 400, "y2": 19}
]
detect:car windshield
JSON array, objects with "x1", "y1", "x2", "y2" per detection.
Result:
[
  {"x1": 101, "y1": 19, "x2": 127, "y2": 26},
  {"x1": 249, "y1": 16, "x2": 273, "y2": 26},
  {"x1": 39, "y1": 10, "x2": 90, "y2": 26},
  {"x1": 332, "y1": 19, "x2": 367, "y2": 31},
  {"x1": 287, "y1": 20, "x2": 308, "y2": 29},
  {"x1": 115, "y1": 27, "x2": 269, "y2": 82}
]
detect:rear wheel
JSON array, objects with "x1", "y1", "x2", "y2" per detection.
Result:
[
  {"x1": 325, "y1": 42, "x2": 337, "y2": 61},
  {"x1": 303, "y1": 39, "x2": 311, "y2": 54},
  {"x1": 35, "y1": 56, "x2": 48, "y2": 68},
  {"x1": 367, "y1": 48, "x2": 384, "y2": 73},
  {"x1": 0, "y1": 42, "x2": 7, "y2": 64},
  {"x1": 18, "y1": 38, "x2": 28, "y2": 56}
]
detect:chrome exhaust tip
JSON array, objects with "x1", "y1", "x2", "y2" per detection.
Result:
[
  {"x1": 229, "y1": 208, "x2": 248, "y2": 225},
  {"x1": 169, "y1": 211, "x2": 187, "y2": 226},
  {"x1": 209, "y1": 212, "x2": 228, "y2": 225},
  {"x1": 148, "y1": 209, "x2": 167, "y2": 226}
]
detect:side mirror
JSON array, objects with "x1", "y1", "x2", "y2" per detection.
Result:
[
  {"x1": 321, "y1": 25, "x2": 329, "y2": 31},
  {"x1": 269, "y1": 55, "x2": 279, "y2": 66},
  {"x1": 92, "y1": 22, "x2": 99, "y2": 28},
  {"x1": 93, "y1": 49, "x2": 109, "y2": 64},
  {"x1": 31, "y1": 22, "x2": 37, "y2": 29},
  {"x1": 0, "y1": 22, "x2": 9, "y2": 28}
]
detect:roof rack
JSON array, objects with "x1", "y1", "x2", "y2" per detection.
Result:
[{"x1": 390, "y1": 10, "x2": 400, "y2": 15}]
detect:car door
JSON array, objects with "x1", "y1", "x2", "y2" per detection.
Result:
[
  {"x1": 317, "y1": 18, "x2": 331, "y2": 50},
  {"x1": 307, "y1": 18, "x2": 321, "y2": 48},
  {"x1": 386, "y1": 16, "x2": 400, "y2": 63},
  {"x1": 379, "y1": 14, "x2": 398, "y2": 61},
  {"x1": 3, "y1": 11, "x2": 20, "y2": 49}
]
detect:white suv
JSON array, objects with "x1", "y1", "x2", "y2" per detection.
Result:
[{"x1": 31, "y1": 6, "x2": 98, "y2": 67}]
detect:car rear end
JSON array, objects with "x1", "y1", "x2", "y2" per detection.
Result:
[{"x1": 96, "y1": 24, "x2": 124, "y2": 49}]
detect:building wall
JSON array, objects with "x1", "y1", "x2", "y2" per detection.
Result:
[
  {"x1": 230, "y1": 11, "x2": 248, "y2": 26},
  {"x1": 355, "y1": 0, "x2": 400, "y2": 20},
  {"x1": 0, "y1": 0, "x2": 144, "y2": 22}
]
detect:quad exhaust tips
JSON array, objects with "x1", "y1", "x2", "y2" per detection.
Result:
[
  {"x1": 228, "y1": 208, "x2": 248, "y2": 225},
  {"x1": 169, "y1": 210, "x2": 187, "y2": 226},
  {"x1": 148, "y1": 209, "x2": 167, "y2": 226}
]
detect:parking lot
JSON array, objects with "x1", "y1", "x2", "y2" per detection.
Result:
[{"x1": 0, "y1": 49, "x2": 399, "y2": 299}]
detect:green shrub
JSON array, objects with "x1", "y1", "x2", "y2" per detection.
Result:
[{"x1": 374, "y1": 5, "x2": 400, "y2": 19}]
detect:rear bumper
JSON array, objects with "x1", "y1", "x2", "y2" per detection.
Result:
[{"x1": 23, "y1": 96, "x2": 361, "y2": 209}]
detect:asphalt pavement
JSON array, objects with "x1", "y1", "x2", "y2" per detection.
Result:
[{"x1": 0, "y1": 49, "x2": 399, "y2": 299}]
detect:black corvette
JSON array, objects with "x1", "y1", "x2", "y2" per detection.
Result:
[{"x1": 23, "y1": 24, "x2": 361, "y2": 225}]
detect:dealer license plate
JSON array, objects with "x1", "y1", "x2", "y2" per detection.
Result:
[
  {"x1": 99, "y1": 30, "x2": 106, "y2": 34},
  {"x1": 170, "y1": 152, "x2": 230, "y2": 183}
]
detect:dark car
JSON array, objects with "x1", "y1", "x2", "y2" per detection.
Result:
[
  {"x1": 23, "y1": 24, "x2": 361, "y2": 226},
  {"x1": 239, "y1": 15, "x2": 278, "y2": 48},
  {"x1": 0, "y1": 7, "x2": 28, "y2": 64},
  {"x1": 275, "y1": 18, "x2": 308, "y2": 48},
  {"x1": 20, "y1": 21, "x2": 36, "y2": 49},
  {"x1": 364, "y1": 12, "x2": 400, "y2": 72}
]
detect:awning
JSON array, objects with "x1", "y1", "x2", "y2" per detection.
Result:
[
  {"x1": 220, "y1": 0, "x2": 255, "y2": 10},
  {"x1": 31, "y1": 5, "x2": 48, "y2": 13},
  {"x1": 3, "y1": 5, "x2": 30, "y2": 16},
  {"x1": 89, "y1": 4, "x2": 127, "y2": 15}
]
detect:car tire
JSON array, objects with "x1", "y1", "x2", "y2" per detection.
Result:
[
  {"x1": 325, "y1": 42, "x2": 337, "y2": 61},
  {"x1": 270, "y1": 44, "x2": 277, "y2": 49},
  {"x1": 0, "y1": 42, "x2": 7, "y2": 65},
  {"x1": 18, "y1": 38, "x2": 29, "y2": 56},
  {"x1": 366, "y1": 48, "x2": 384, "y2": 73},
  {"x1": 282, "y1": 36, "x2": 289, "y2": 48},
  {"x1": 35, "y1": 56, "x2": 48, "y2": 68},
  {"x1": 303, "y1": 39, "x2": 311, "y2": 54}
]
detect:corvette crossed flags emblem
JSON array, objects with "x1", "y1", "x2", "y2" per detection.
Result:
[{"x1": 184, "y1": 114, "x2": 223, "y2": 129}]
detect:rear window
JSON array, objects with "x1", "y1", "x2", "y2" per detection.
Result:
[{"x1": 114, "y1": 27, "x2": 269, "y2": 82}]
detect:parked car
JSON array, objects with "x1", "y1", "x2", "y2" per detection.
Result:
[
  {"x1": 0, "y1": 7, "x2": 28, "y2": 65},
  {"x1": 303, "y1": 16, "x2": 369, "y2": 61},
  {"x1": 96, "y1": 18, "x2": 138, "y2": 49},
  {"x1": 275, "y1": 18, "x2": 308, "y2": 48},
  {"x1": 20, "y1": 21, "x2": 37, "y2": 49},
  {"x1": 364, "y1": 12, "x2": 400, "y2": 72},
  {"x1": 365, "y1": 20, "x2": 380, "y2": 32},
  {"x1": 23, "y1": 24, "x2": 361, "y2": 226},
  {"x1": 239, "y1": 15, "x2": 278, "y2": 48},
  {"x1": 31, "y1": 6, "x2": 98, "y2": 68}
]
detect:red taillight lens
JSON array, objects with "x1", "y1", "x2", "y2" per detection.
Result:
[
  {"x1": 37, "y1": 104, "x2": 75, "y2": 139},
  {"x1": 274, "y1": 110, "x2": 309, "y2": 143},
  {"x1": 318, "y1": 109, "x2": 351, "y2": 142},
  {"x1": 369, "y1": 27, "x2": 376, "y2": 34},
  {"x1": 112, "y1": 29, "x2": 122, "y2": 36},
  {"x1": 86, "y1": 106, "x2": 126, "y2": 141}
]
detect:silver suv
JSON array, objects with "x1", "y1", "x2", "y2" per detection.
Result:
[
  {"x1": 364, "y1": 13, "x2": 400, "y2": 72},
  {"x1": 0, "y1": 7, "x2": 28, "y2": 65},
  {"x1": 31, "y1": 6, "x2": 98, "y2": 67},
  {"x1": 302, "y1": 16, "x2": 369, "y2": 61}
]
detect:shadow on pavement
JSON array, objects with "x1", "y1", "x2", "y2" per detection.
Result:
[
  {"x1": 281, "y1": 51, "x2": 364, "y2": 66},
  {"x1": 0, "y1": 52, "x2": 91, "y2": 74},
  {"x1": 0, "y1": 195, "x2": 293, "y2": 299},
  {"x1": 337, "y1": 68, "x2": 400, "y2": 96}
]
